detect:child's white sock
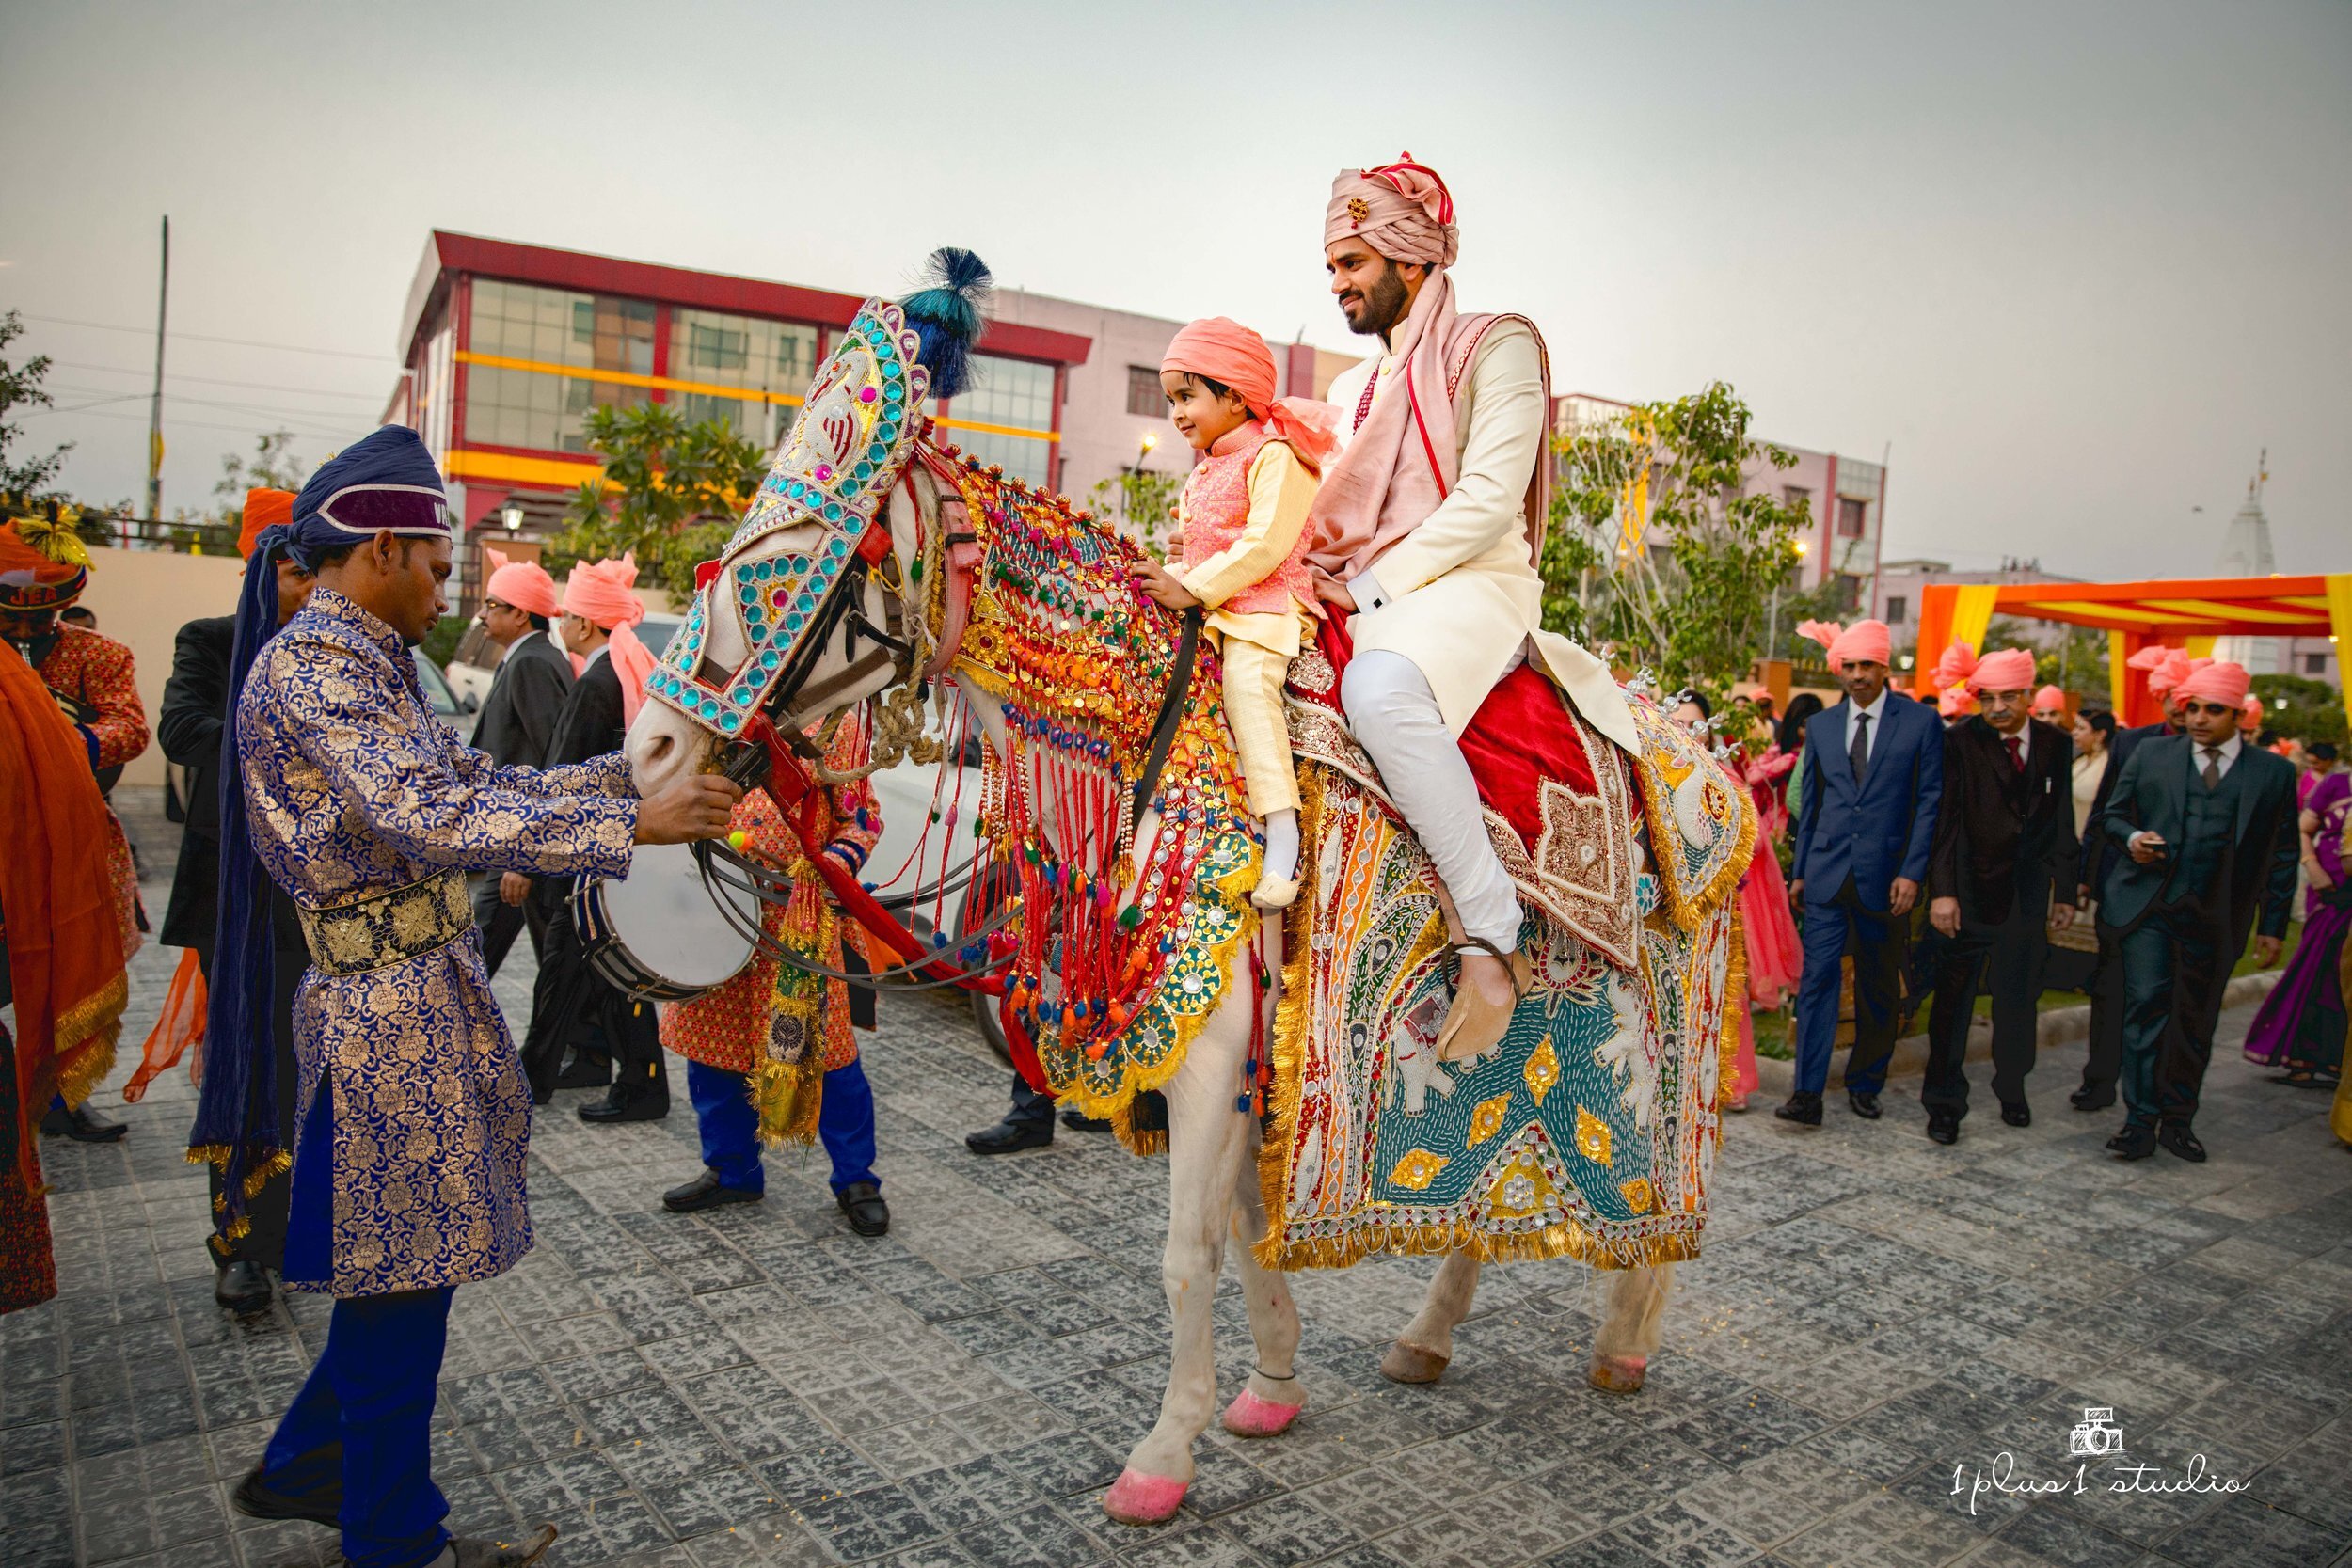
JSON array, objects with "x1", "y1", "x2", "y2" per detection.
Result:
[{"x1": 1262, "y1": 809, "x2": 1299, "y2": 891}]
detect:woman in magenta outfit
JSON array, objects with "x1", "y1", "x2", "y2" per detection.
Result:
[{"x1": 2243, "y1": 766, "x2": 2350, "y2": 1087}]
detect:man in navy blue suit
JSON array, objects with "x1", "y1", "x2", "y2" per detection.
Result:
[{"x1": 1779, "y1": 619, "x2": 1944, "y2": 1126}]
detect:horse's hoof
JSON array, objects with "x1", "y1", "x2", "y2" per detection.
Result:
[
  {"x1": 1221, "y1": 1386, "x2": 1305, "y2": 1438},
  {"x1": 1379, "y1": 1340, "x2": 1450, "y2": 1385},
  {"x1": 1103, "y1": 1468, "x2": 1187, "y2": 1526},
  {"x1": 1588, "y1": 1354, "x2": 1647, "y2": 1394}
]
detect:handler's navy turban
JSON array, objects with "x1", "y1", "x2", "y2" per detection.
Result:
[{"x1": 282, "y1": 423, "x2": 453, "y2": 571}]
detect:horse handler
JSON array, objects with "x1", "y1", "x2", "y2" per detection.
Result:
[
  {"x1": 660, "y1": 719, "x2": 890, "y2": 1236},
  {"x1": 211, "y1": 429, "x2": 739, "y2": 1568}
]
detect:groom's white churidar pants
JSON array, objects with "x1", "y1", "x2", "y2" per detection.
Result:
[{"x1": 1339, "y1": 648, "x2": 1525, "y2": 951}]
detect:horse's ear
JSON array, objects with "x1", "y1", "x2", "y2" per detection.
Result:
[{"x1": 695, "y1": 560, "x2": 723, "y2": 593}]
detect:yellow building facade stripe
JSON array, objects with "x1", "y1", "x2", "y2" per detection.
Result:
[{"x1": 443, "y1": 449, "x2": 609, "y2": 488}]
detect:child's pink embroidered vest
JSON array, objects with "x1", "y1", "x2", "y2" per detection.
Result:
[{"x1": 1179, "y1": 422, "x2": 1311, "y2": 619}]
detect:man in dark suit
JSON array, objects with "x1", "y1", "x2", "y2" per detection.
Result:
[
  {"x1": 2070, "y1": 689, "x2": 2180, "y2": 1113},
  {"x1": 2095, "y1": 660, "x2": 2296, "y2": 1162},
  {"x1": 155, "y1": 491, "x2": 315, "y2": 1312},
  {"x1": 467, "y1": 552, "x2": 574, "y2": 978},
  {"x1": 519, "y1": 561, "x2": 669, "y2": 1122},
  {"x1": 1780, "y1": 619, "x2": 1945, "y2": 1126},
  {"x1": 1920, "y1": 647, "x2": 2079, "y2": 1143}
]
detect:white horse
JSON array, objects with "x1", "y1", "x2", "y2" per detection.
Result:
[{"x1": 625, "y1": 452, "x2": 1677, "y2": 1526}]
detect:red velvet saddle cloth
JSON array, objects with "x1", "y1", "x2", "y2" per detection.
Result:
[{"x1": 1284, "y1": 616, "x2": 1645, "y2": 971}]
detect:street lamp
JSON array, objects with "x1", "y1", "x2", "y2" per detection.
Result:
[{"x1": 500, "y1": 502, "x2": 524, "y2": 533}]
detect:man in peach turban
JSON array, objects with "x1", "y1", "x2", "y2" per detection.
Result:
[
  {"x1": 1781, "y1": 615, "x2": 1945, "y2": 1127},
  {"x1": 1306, "y1": 153, "x2": 1635, "y2": 1067},
  {"x1": 1915, "y1": 643, "x2": 2079, "y2": 1144},
  {"x1": 519, "y1": 554, "x2": 670, "y2": 1123},
  {"x1": 2093, "y1": 658, "x2": 2298, "y2": 1162},
  {"x1": 468, "y1": 546, "x2": 576, "y2": 978},
  {"x1": 2031, "y1": 685, "x2": 2067, "y2": 724}
]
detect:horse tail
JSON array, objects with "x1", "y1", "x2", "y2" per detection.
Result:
[{"x1": 901, "y1": 247, "x2": 993, "y2": 401}]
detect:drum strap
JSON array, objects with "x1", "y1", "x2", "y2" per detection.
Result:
[{"x1": 1132, "y1": 608, "x2": 1202, "y2": 820}]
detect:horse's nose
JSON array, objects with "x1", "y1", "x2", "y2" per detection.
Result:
[{"x1": 639, "y1": 731, "x2": 675, "y2": 773}]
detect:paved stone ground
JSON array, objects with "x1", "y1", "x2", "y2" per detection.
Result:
[{"x1": 6, "y1": 867, "x2": 2350, "y2": 1568}]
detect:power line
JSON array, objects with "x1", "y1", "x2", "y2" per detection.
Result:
[
  {"x1": 50, "y1": 357, "x2": 388, "y2": 403},
  {"x1": 36, "y1": 385, "x2": 367, "y2": 434},
  {"x1": 45, "y1": 404, "x2": 357, "y2": 440},
  {"x1": 21, "y1": 312, "x2": 396, "y2": 363}
]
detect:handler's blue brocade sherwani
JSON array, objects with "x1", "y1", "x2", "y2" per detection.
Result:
[{"x1": 239, "y1": 589, "x2": 638, "y2": 1296}]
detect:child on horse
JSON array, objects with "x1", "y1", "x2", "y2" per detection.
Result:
[{"x1": 1131, "y1": 319, "x2": 1336, "y2": 909}]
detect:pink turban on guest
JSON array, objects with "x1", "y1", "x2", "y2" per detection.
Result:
[
  {"x1": 1797, "y1": 618, "x2": 1892, "y2": 673},
  {"x1": 2033, "y1": 685, "x2": 2066, "y2": 713},
  {"x1": 1934, "y1": 641, "x2": 2038, "y2": 693},
  {"x1": 2239, "y1": 692, "x2": 2264, "y2": 731},
  {"x1": 2171, "y1": 658, "x2": 2249, "y2": 709},
  {"x1": 1938, "y1": 685, "x2": 1976, "y2": 719},
  {"x1": 563, "y1": 553, "x2": 656, "y2": 725},
  {"x1": 2127, "y1": 645, "x2": 2200, "y2": 706},
  {"x1": 483, "y1": 545, "x2": 560, "y2": 620},
  {"x1": 1323, "y1": 155, "x2": 1459, "y2": 267},
  {"x1": 1161, "y1": 318, "x2": 1338, "y2": 469}
]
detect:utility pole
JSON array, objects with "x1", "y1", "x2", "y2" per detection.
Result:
[{"x1": 146, "y1": 215, "x2": 169, "y2": 519}]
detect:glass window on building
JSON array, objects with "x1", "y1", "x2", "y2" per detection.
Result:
[
  {"x1": 466, "y1": 279, "x2": 654, "y2": 452},
  {"x1": 1884, "y1": 594, "x2": 1908, "y2": 626},
  {"x1": 1836, "y1": 496, "x2": 1868, "y2": 537},
  {"x1": 949, "y1": 355, "x2": 1056, "y2": 486},
  {"x1": 669, "y1": 310, "x2": 819, "y2": 452},
  {"x1": 1127, "y1": 365, "x2": 1163, "y2": 417}
]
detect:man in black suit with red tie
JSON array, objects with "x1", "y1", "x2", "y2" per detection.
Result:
[{"x1": 1920, "y1": 645, "x2": 2078, "y2": 1144}]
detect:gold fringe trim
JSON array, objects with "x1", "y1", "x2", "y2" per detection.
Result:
[
  {"x1": 48, "y1": 970, "x2": 128, "y2": 1110},
  {"x1": 1109, "y1": 1103, "x2": 1167, "y2": 1156},
  {"x1": 1719, "y1": 908, "x2": 1746, "y2": 1126},
  {"x1": 1257, "y1": 1212, "x2": 1705, "y2": 1274},
  {"x1": 1253, "y1": 767, "x2": 1327, "y2": 1271},
  {"x1": 242, "y1": 1148, "x2": 293, "y2": 1197},
  {"x1": 750, "y1": 1055, "x2": 824, "y2": 1149}
]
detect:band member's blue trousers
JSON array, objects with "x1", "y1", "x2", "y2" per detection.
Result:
[{"x1": 687, "y1": 1055, "x2": 878, "y2": 1195}]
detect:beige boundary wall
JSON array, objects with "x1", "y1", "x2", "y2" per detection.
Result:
[{"x1": 75, "y1": 546, "x2": 248, "y2": 791}]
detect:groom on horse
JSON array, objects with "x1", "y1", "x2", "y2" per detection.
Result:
[{"x1": 1308, "y1": 155, "x2": 1639, "y2": 1063}]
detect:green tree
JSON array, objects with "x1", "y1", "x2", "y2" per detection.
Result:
[
  {"x1": 1543, "y1": 382, "x2": 1810, "y2": 702},
  {"x1": 1090, "y1": 468, "x2": 1183, "y2": 555},
  {"x1": 550, "y1": 403, "x2": 767, "y2": 603},
  {"x1": 0, "y1": 309, "x2": 71, "y2": 496},
  {"x1": 212, "y1": 429, "x2": 310, "y2": 520},
  {"x1": 2250, "y1": 672, "x2": 2347, "y2": 748}
]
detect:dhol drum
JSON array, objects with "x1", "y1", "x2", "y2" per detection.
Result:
[{"x1": 571, "y1": 841, "x2": 759, "y2": 1001}]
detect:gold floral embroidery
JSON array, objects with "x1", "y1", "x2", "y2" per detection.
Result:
[
  {"x1": 1619, "y1": 1177, "x2": 1656, "y2": 1215},
  {"x1": 1389, "y1": 1149, "x2": 1449, "y2": 1191},
  {"x1": 1575, "y1": 1105, "x2": 1613, "y2": 1166},
  {"x1": 1465, "y1": 1094, "x2": 1512, "y2": 1149},
  {"x1": 1524, "y1": 1037, "x2": 1560, "y2": 1107}
]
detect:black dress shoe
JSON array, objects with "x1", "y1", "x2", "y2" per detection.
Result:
[
  {"x1": 2156, "y1": 1122, "x2": 2207, "y2": 1164},
  {"x1": 1773, "y1": 1092, "x2": 1823, "y2": 1127},
  {"x1": 1848, "y1": 1091, "x2": 1883, "y2": 1120},
  {"x1": 215, "y1": 1259, "x2": 272, "y2": 1314},
  {"x1": 1926, "y1": 1112, "x2": 1959, "y2": 1145},
  {"x1": 835, "y1": 1180, "x2": 890, "y2": 1236},
  {"x1": 2107, "y1": 1125, "x2": 2157, "y2": 1160},
  {"x1": 1059, "y1": 1107, "x2": 1112, "y2": 1132},
  {"x1": 552, "y1": 1052, "x2": 612, "y2": 1091},
  {"x1": 2000, "y1": 1100, "x2": 2031, "y2": 1128},
  {"x1": 578, "y1": 1090, "x2": 668, "y2": 1124},
  {"x1": 232, "y1": 1465, "x2": 341, "y2": 1527},
  {"x1": 40, "y1": 1102, "x2": 127, "y2": 1142},
  {"x1": 2069, "y1": 1086, "x2": 2114, "y2": 1113},
  {"x1": 662, "y1": 1169, "x2": 762, "y2": 1213},
  {"x1": 966, "y1": 1118, "x2": 1053, "y2": 1154}
]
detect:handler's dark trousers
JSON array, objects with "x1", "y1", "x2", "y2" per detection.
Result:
[
  {"x1": 1922, "y1": 892, "x2": 2049, "y2": 1120},
  {"x1": 2117, "y1": 904, "x2": 2232, "y2": 1130}
]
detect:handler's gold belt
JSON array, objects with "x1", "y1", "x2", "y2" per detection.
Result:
[{"x1": 299, "y1": 870, "x2": 472, "y2": 975}]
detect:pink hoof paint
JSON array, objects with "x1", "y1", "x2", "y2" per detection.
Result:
[
  {"x1": 1103, "y1": 1468, "x2": 1188, "y2": 1526},
  {"x1": 1221, "y1": 1386, "x2": 1304, "y2": 1438},
  {"x1": 1588, "y1": 1354, "x2": 1648, "y2": 1394}
]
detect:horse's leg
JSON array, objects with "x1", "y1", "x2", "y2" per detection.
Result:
[
  {"x1": 1218, "y1": 1122, "x2": 1306, "y2": 1437},
  {"x1": 1589, "y1": 1261, "x2": 1675, "y2": 1393},
  {"x1": 1381, "y1": 1250, "x2": 1482, "y2": 1385},
  {"x1": 1104, "y1": 977, "x2": 1255, "y2": 1527}
]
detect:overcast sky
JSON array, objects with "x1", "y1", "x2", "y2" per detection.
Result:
[{"x1": 3, "y1": 0, "x2": 2344, "y2": 578}]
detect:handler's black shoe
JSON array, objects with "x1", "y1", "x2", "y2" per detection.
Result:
[
  {"x1": 662, "y1": 1169, "x2": 762, "y2": 1213},
  {"x1": 2000, "y1": 1100, "x2": 2031, "y2": 1128},
  {"x1": 2156, "y1": 1122, "x2": 2207, "y2": 1164},
  {"x1": 215, "y1": 1259, "x2": 272, "y2": 1314},
  {"x1": 2069, "y1": 1085, "x2": 2114, "y2": 1113},
  {"x1": 1926, "y1": 1112, "x2": 1960, "y2": 1146},
  {"x1": 579, "y1": 1089, "x2": 667, "y2": 1124},
  {"x1": 2106, "y1": 1125, "x2": 2157, "y2": 1161},
  {"x1": 1848, "y1": 1091, "x2": 1883, "y2": 1120},
  {"x1": 835, "y1": 1180, "x2": 890, "y2": 1237},
  {"x1": 232, "y1": 1465, "x2": 341, "y2": 1527},
  {"x1": 1059, "y1": 1107, "x2": 1112, "y2": 1132},
  {"x1": 965, "y1": 1117, "x2": 1053, "y2": 1155},
  {"x1": 1773, "y1": 1092, "x2": 1823, "y2": 1127},
  {"x1": 40, "y1": 1102, "x2": 127, "y2": 1142}
]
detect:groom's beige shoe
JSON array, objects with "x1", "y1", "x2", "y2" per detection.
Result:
[{"x1": 1435, "y1": 942, "x2": 1534, "y2": 1062}]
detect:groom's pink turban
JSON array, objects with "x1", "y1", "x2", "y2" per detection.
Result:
[
  {"x1": 2173, "y1": 659, "x2": 2250, "y2": 708},
  {"x1": 1797, "y1": 618, "x2": 1892, "y2": 673},
  {"x1": 1324, "y1": 154, "x2": 1459, "y2": 267}
]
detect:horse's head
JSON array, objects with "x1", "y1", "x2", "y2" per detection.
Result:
[{"x1": 626, "y1": 251, "x2": 989, "y2": 796}]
